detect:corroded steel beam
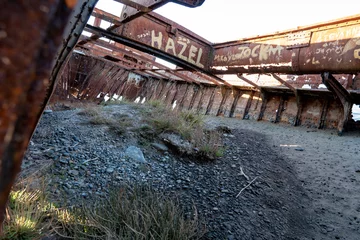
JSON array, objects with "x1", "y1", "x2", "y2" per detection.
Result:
[
  {"x1": 237, "y1": 74, "x2": 260, "y2": 89},
  {"x1": 84, "y1": 38, "x2": 225, "y2": 85},
  {"x1": 89, "y1": 9, "x2": 360, "y2": 75},
  {"x1": 112, "y1": 12, "x2": 213, "y2": 70},
  {"x1": 92, "y1": 8, "x2": 122, "y2": 25},
  {"x1": 211, "y1": 15, "x2": 360, "y2": 74},
  {"x1": 271, "y1": 74, "x2": 296, "y2": 92},
  {"x1": 0, "y1": 0, "x2": 89, "y2": 233},
  {"x1": 80, "y1": 0, "x2": 205, "y2": 46},
  {"x1": 321, "y1": 72, "x2": 353, "y2": 134},
  {"x1": 118, "y1": 0, "x2": 205, "y2": 22}
]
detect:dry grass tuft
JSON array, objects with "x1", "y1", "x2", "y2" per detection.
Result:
[
  {"x1": 52, "y1": 185, "x2": 203, "y2": 240},
  {"x1": 140, "y1": 102, "x2": 223, "y2": 160},
  {"x1": 2, "y1": 179, "x2": 52, "y2": 240},
  {"x1": 3, "y1": 180, "x2": 203, "y2": 240}
]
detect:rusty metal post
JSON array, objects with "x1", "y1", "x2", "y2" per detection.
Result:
[
  {"x1": 229, "y1": 88, "x2": 242, "y2": 118},
  {"x1": 294, "y1": 90, "x2": 303, "y2": 126},
  {"x1": 321, "y1": 72, "x2": 353, "y2": 135},
  {"x1": 243, "y1": 91, "x2": 255, "y2": 119},
  {"x1": 275, "y1": 96, "x2": 286, "y2": 123},
  {"x1": 0, "y1": 0, "x2": 97, "y2": 233},
  {"x1": 217, "y1": 86, "x2": 231, "y2": 116},
  {"x1": 257, "y1": 89, "x2": 268, "y2": 121},
  {"x1": 318, "y1": 98, "x2": 330, "y2": 129},
  {"x1": 205, "y1": 88, "x2": 216, "y2": 115}
]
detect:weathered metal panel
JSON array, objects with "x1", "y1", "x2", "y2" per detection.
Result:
[
  {"x1": 223, "y1": 90, "x2": 236, "y2": 117},
  {"x1": 208, "y1": 88, "x2": 223, "y2": 116},
  {"x1": 280, "y1": 96, "x2": 298, "y2": 125},
  {"x1": 211, "y1": 15, "x2": 360, "y2": 74},
  {"x1": 181, "y1": 85, "x2": 195, "y2": 110},
  {"x1": 172, "y1": 82, "x2": 188, "y2": 110},
  {"x1": 196, "y1": 87, "x2": 212, "y2": 115},
  {"x1": 262, "y1": 95, "x2": 282, "y2": 122},
  {"x1": 300, "y1": 97, "x2": 324, "y2": 128},
  {"x1": 325, "y1": 99, "x2": 343, "y2": 129},
  {"x1": 234, "y1": 92, "x2": 251, "y2": 118},
  {"x1": 114, "y1": 12, "x2": 213, "y2": 70},
  {"x1": 247, "y1": 91, "x2": 262, "y2": 120}
]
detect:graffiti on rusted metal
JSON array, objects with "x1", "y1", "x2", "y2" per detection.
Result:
[
  {"x1": 114, "y1": 12, "x2": 213, "y2": 69},
  {"x1": 212, "y1": 16, "x2": 360, "y2": 74}
]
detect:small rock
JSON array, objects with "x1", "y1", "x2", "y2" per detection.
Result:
[
  {"x1": 59, "y1": 158, "x2": 68, "y2": 164},
  {"x1": 213, "y1": 207, "x2": 219, "y2": 211},
  {"x1": 151, "y1": 142, "x2": 169, "y2": 152},
  {"x1": 43, "y1": 109, "x2": 53, "y2": 114},
  {"x1": 68, "y1": 170, "x2": 79, "y2": 176},
  {"x1": 125, "y1": 146, "x2": 146, "y2": 163},
  {"x1": 106, "y1": 168, "x2": 114, "y2": 173}
]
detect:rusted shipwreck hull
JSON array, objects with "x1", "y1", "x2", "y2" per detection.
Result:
[{"x1": 1, "y1": 0, "x2": 360, "y2": 233}]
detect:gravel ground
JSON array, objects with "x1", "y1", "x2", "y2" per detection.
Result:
[{"x1": 21, "y1": 104, "x2": 360, "y2": 240}]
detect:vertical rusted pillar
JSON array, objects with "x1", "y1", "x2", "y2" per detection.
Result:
[
  {"x1": 257, "y1": 89, "x2": 268, "y2": 121},
  {"x1": 217, "y1": 86, "x2": 231, "y2": 116},
  {"x1": 275, "y1": 96, "x2": 285, "y2": 123},
  {"x1": 188, "y1": 85, "x2": 200, "y2": 110},
  {"x1": 156, "y1": 79, "x2": 167, "y2": 100},
  {"x1": 170, "y1": 82, "x2": 180, "y2": 107},
  {"x1": 205, "y1": 88, "x2": 216, "y2": 115},
  {"x1": 196, "y1": 86, "x2": 205, "y2": 113},
  {"x1": 243, "y1": 91, "x2": 254, "y2": 119},
  {"x1": 0, "y1": 0, "x2": 85, "y2": 233},
  {"x1": 179, "y1": 83, "x2": 190, "y2": 110},
  {"x1": 318, "y1": 98, "x2": 330, "y2": 129},
  {"x1": 294, "y1": 90, "x2": 303, "y2": 126},
  {"x1": 229, "y1": 88, "x2": 242, "y2": 118},
  {"x1": 321, "y1": 72, "x2": 353, "y2": 135}
]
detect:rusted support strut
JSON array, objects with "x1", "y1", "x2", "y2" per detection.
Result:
[
  {"x1": 0, "y1": 0, "x2": 84, "y2": 233},
  {"x1": 321, "y1": 72, "x2": 353, "y2": 135}
]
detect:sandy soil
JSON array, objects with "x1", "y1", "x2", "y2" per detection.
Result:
[{"x1": 205, "y1": 116, "x2": 360, "y2": 240}]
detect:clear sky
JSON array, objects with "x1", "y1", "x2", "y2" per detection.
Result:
[{"x1": 95, "y1": 0, "x2": 359, "y2": 43}]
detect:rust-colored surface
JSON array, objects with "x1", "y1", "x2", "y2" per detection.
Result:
[
  {"x1": 0, "y1": 0, "x2": 78, "y2": 232},
  {"x1": 114, "y1": 12, "x2": 213, "y2": 70},
  {"x1": 54, "y1": 50, "x2": 359, "y2": 135},
  {"x1": 212, "y1": 15, "x2": 360, "y2": 75},
  {"x1": 4, "y1": 2, "x2": 360, "y2": 234},
  {"x1": 119, "y1": 0, "x2": 205, "y2": 22}
]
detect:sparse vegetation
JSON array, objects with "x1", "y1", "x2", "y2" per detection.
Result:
[
  {"x1": 140, "y1": 101, "x2": 223, "y2": 160},
  {"x1": 3, "y1": 181, "x2": 202, "y2": 240},
  {"x1": 77, "y1": 106, "x2": 100, "y2": 117},
  {"x1": 78, "y1": 106, "x2": 133, "y2": 135},
  {"x1": 2, "y1": 183, "x2": 51, "y2": 240},
  {"x1": 55, "y1": 185, "x2": 202, "y2": 240},
  {"x1": 79, "y1": 100, "x2": 224, "y2": 160}
]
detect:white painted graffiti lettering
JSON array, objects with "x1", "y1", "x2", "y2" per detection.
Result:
[
  {"x1": 151, "y1": 30, "x2": 163, "y2": 49},
  {"x1": 214, "y1": 44, "x2": 283, "y2": 63},
  {"x1": 150, "y1": 30, "x2": 204, "y2": 68}
]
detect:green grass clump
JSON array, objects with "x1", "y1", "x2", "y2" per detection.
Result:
[
  {"x1": 2, "y1": 187, "x2": 51, "y2": 240},
  {"x1": 77, "y1": 106, "x2": 100, "y2": 117},
  {"x1": 54, "y1": 185, "x2": 202, "y2": 240}
]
